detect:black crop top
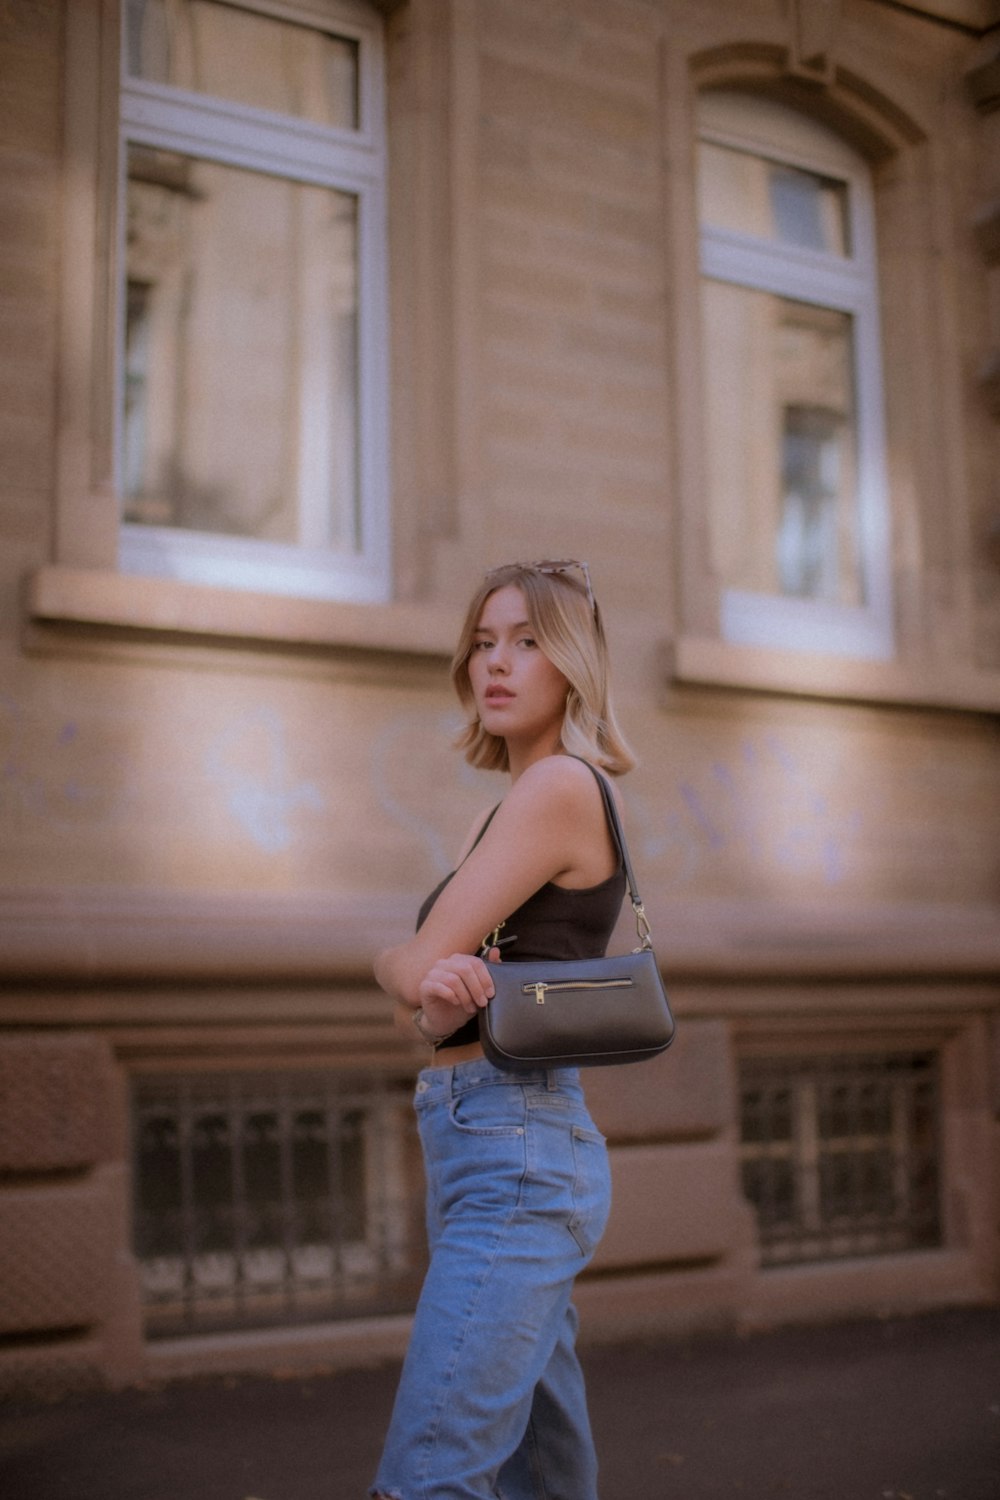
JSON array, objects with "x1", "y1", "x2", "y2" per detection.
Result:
[{"x1": 415, "y1": 767, "x2": 627, "y2": 1051}]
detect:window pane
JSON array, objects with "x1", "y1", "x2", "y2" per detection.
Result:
[
  {"x1": 701, "y1": 281, "x2": 863, "y2": 606},
  {"x1": 125, "y1": 0, "x2": 359, "y2": 130},
  {"x1": 699, "y1": 141, "x2": 849, "y2": 256},
  {"x1": 123, "y1": 145, "x2": 359, "y2": 551},
  {"x1": 740, "y1": 1054, "x2": 942, "y2": 1267},
  {"x1": 133, "y1": 1071, "x2": 425, "y2": 1337}
]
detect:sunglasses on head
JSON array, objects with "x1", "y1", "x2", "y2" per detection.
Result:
[{"x1": 485, "y1": 558, "x2": 596, "y2": 615}]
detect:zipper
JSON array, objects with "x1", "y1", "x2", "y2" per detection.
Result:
[{"x1": 522, "y1": 978, "x2": 634, "y2": 1005}]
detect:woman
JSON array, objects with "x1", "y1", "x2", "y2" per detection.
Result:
[{"x1": 371, "y1": 559, "x2": 635, "y2": 1500}]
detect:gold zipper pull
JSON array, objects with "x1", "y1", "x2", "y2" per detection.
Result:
[{"x1": 532, "y1": 982, "x2": 547, "y2": 1005}]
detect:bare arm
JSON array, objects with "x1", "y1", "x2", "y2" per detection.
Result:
[{"x1": 375, "y1": 757, "x2": 615, "y2": 1036}]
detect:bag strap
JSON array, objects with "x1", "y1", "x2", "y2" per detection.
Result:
[
  {"x1": 461, "y1": 803, "x2": 500, "y2": 865},
  {"x1": 573, "y1": 758, "x2": 654, "y2": 954}
]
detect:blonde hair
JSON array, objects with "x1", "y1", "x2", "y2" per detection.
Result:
[{"x1": 451, "y1": 562, "x2": 636, "y2": 776}]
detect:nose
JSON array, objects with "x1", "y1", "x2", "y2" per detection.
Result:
[{"x1": 487, "y1": 642, "x2": 509, "y2": 673}]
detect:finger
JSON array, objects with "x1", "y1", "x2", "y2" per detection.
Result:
[
  {"x1": 470, "y1": 956, "x2": 496, "y2": 1004},
  {"x1": 448, "y1": 971, "x2": 485, "y2": 1015},
  {"x1": 422, "y1": 978, "x2": 471, "y2": 1012},
  {"x1": 436, "y1": 955, "x2": 491, "y2": 1008},
  {"x1": 478, "y1": 953, "x2": 498, "y2": 1001}
]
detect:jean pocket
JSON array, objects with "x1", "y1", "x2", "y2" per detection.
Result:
[
  {"x1": 568, "y1": 1125, "x2": 612, "y2": 1257},
  {"x1": 448, "y1": 1087, "x2": 526, "y2": 1137}
]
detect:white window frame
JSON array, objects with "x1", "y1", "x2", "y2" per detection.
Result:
[
  {"x1": 117, "y1": 0, "x2": 391, "y2": 604},
  {"x1": 699, "y1": 93, "x2": 893, "y2": 661}
]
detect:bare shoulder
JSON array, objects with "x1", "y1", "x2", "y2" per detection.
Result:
[
  {"x1": 510, "y1": 755, "x2": 618, "y2": 817},
  {"x1": 466, "y1": 757, "x2": 622, "y2": 890}
]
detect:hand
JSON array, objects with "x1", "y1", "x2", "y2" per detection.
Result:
[{"x1": 417, "y1": 949, "x2": 499, "y2": 1038}]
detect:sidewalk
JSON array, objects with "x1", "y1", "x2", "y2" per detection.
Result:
[{"x1": 1, "y1": 1306, "x2": 997, "y2": 1499}]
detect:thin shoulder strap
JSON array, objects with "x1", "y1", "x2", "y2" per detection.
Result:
[
  {"x1": 573, "y1": 757, "x2": 654, "y2": 953},
  {"x1": 459, "y1": 803, "x2": 501, "y2": 866}
]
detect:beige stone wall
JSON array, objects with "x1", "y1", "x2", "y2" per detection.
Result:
[
  {"x1": 0, "y1": 1033, "x2": 142, "y2": 1395},
  {"x1": 0, "y1": 0, "x2": 998, "y2": 1390}
]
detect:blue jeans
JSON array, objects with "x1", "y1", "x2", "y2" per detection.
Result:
[{"x1": 371, "y1": 1057, "x2": 612, "y2": 1500}]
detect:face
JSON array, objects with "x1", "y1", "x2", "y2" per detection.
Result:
[{"x1": 467, "y1": 585, "x2": 569, "y2": 760}]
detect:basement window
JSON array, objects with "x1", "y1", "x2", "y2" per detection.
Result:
[
  {"x1": 132, "y1": 1068, "x2": 425, "y2": 1336},
  {"x1": 739, "y1": 1051, "x2": 941, "y2": 1267}
]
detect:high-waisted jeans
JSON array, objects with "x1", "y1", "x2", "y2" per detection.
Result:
[{"x1": 371, "y1": 1057, "x2": 612, "y2": 1500}]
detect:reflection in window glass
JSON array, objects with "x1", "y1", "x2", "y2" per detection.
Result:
[
  {"x1": 779, "y1": 406, "x2": 847, "y2": 599},
  {"x1": 701, "y1": 282, "x2": 862, "y2": 607},
  {"x1": 125, "y1": 0, "x2": 359, "y2": 130},
  {"x1": 698, "y1": 141, "x2": 849, "y2": 256},
  {"x1": 123, "y1": 145, "x2": 359, "y2": 551},
  {"x1": 123, "y1": 280, "x2": 153, "y2": 500}
]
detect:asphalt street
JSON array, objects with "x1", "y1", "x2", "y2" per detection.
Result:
[{"x1": 1, "y1": 1305, "x2": 997, "y2": 1499}]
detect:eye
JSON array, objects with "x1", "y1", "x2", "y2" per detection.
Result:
[
  {"x1": 472, "y1": 638, "x2": 494, "y2": 651},
  {"x1": 518, "y1": 635, "x2": 538, "y2": 649}
]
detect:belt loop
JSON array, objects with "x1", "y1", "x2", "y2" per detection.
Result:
[{"x1": 546, "y1": 1070, "x2": 559, "y2": 1092}]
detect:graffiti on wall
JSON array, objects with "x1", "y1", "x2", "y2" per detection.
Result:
[
  {"x1": 0, "y1": 694, "x2": 324, "y2": 855},
  {"x1": 0, "y1": 687, "x2": 870, "y2": 888},
  {"x1": 204, "y1": 706, "x2": 324, "y2": 855},
  {"x1": 370, "y1": 714, "x2": 869, "y2": 890},
  {"x1": 370, "y1": 713, "x2": 482, "y2": 877},
  {"x1": 632, "y1": 732, "x2": 866, "y2": 888}
]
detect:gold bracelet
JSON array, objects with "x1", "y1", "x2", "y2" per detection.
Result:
[{"x1": 411, "y1": 1007, "x2": 455, "y2": 1047}]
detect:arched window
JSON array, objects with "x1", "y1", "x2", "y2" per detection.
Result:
[{"x1": 698, "y1": 91, "x2": 892, "y2": 658}]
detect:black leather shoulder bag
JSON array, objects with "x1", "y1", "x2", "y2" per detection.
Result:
[{"x1": 478, "y1": 766, "x2": 675, "y2": 1070}]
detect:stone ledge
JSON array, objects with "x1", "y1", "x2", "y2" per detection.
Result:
[
  {"x1": 145, "y1": 1311, "x2": 414, "y2": 1383},
  {"x1": 671, "y1": 634, "x2": 1000, "y2": 714},
  {"x1": 25, "y1": 566, "x2": 458, "y2": 662},
  {"x1": 0, "y1": 887, "x2": 396, "y2": 984},
  {"x1": 1, "y1": 887, "x2": 997, "y2": 989},
  {"x1": 741, "y1": 1248, "x2": 987, "y2": 1331}
]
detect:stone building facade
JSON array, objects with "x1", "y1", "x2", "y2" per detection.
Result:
[{"x1": 1, "y1": 0, "x2": 998, "y2": 1393}]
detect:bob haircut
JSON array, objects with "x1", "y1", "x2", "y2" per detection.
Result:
[{"x1": 451, "y1": 561, "x2": 636, "y2": 776}]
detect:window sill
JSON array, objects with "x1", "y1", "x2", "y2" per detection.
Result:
[
  {"x1": 672, "y1": 635, "x2": 1000, "y2": 714},
  {"x1": 25, "y1": 565, "x2": 457, "y2": 661}
]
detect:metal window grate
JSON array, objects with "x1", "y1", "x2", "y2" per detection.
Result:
[
  {"x1": 132, "y1": 1069, "x2": 426, "y2": 1337},
  {"x1": 739, "y1": 1052, "x2": 941, "y2": 1267}
]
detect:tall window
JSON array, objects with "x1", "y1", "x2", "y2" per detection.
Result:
[
  {"x1": 119, "y1": 0, "x2": 389, "y2": 602},
  {"x1": 698, "y1": 92, "x2": 892, "y2": 658}
]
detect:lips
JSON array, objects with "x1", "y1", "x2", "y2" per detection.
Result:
[{"x1": 485, "y1": 687, "x2": 514, "y2": 703}]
